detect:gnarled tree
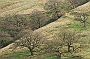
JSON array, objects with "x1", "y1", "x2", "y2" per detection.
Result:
[
  {"x1": 43, "y1": 39, "x2": 63, "y2": 59},
  {"x1": 58, "y1": 29, "x2": 78, "y2": 52},
  {"x1": 73, "y1": 12, "x2": 88, "y2": 27},
  {"x1": 68, "y1": 0, "x2": 90, "y2": 8},
  {"x1": 15, "y1": 30, "x2": 43, "y2": 56},
  {"x1": 0, "y1": 31, "x2": 13, "y2": 48},
  {"x1": 30, "y1": 9, "x2": 48, "y2": 30},
  {"x1": 44, "y1": 0, "x2": 72, "y2": 21},
  {"x1": 0, "y1": 14, "x2": 29, "y2": 40}
]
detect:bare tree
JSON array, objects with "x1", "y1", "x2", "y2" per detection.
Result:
[
  {"x1": 15, "y1": 30, "x2": 43, "y2": 56},
  {"x1": 73, "y1": 12, "x2": 88, "y2": 27},
  {"x1": 68, "y1": 0, "x2": 80, "y2": 8},
  {"x1": 44, "y1": 0, "x2": 72, "y2": 20},
  {"x1": 68, "y1": 0, "x2": 90, "y2": 8},
  {"x1": 30, "y1": 9, "x2": 48, "y2": 30},
  {"x1": 0, "y1": 31, "x2": 13, "y2": 48},
  {"x1": 58, "y1": 29, "x2": 78, "y2": 52},
  {"x1": 0, "y1": 14, "x2": 29, "y2": 40},
  {"x1": 43, "y1": 39, "x2": 63, "y2": 59}
]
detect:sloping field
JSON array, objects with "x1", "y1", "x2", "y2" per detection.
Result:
[
  {"x1": 0, "y1": 1, "x2": 90, "y2": 59},
  {"x1": 35, "y1": 1, "x2": 90, "y2": 58},
  {"x1": 0, "y1": 0, "x2": 46, "y2": 17},
  {"x1": 35, "y1": 1, "x2": 90, "y2": 40},
  {"x1": 74, "y1": 1, "x2": 90, "y2": 13}
]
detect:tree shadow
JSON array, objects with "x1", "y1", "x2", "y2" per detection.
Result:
[{"x1": 68, "y1": 55, "x2": 83, "y2": 59}]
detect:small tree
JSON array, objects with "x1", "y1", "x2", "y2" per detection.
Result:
[
  {"x1": 73, "y1": 12, "x2": 88, "y2": 27},
  {"x1": 43, "y1": 39, "x2": 63, "y2": 59},
  {"x1": 58, "y1": 29, "x2": 78, "y2": 52},
  {"x1": 68, "y1": 0, "x2": 80, "y2": 8},
  {"x1": 44, "y1": 0, "x2": 72, "y2": 20},
  {"x1": 0, "y1": 14, "x2": 29, "y2": 40},
  {"x1": 30, "y1": 9, "x2": 48, "y2": 30},
  {"x1": 0, "y1": 31, "x2": 13, "y2": 48},
  {"x1": 15, "y1": 30, "x2": 43, "y2": 56},
  {"x1": 68, "y1": 0, "x2": 90, "y2": 9}
]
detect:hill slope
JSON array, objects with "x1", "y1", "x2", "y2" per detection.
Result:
[
  {"x1": 0, "y1": 1, "x2": 90, "y2": 59},
  {"x1": 0, "y1": 0, "x2": 89, "y2": 17},
  {"x1": 36, "y1": 1, "x2": 90, "y2": 58},
  {"x1": 0, "y1": 0, "x2": 46, "y2": 17},
  {"x1": 36, "y1": 1, "x2": 90, "y2": 40}
]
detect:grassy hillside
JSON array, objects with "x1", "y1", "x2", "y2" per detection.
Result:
[
  {"x1": 0, "y1": 0, "x2": 47, "y2": 49},
  {"x1": 0, "y1": 0, "x2": 89, "y2": 17},
  {"x1": 36, "y1": 1, "x2": 90, "y2": 59},
  {"x1": 0, "y1": 0, "x2": 46, "y2": 17},
  {"x1": 0, "y1": 1, "x2": 90, "y2": 59}
]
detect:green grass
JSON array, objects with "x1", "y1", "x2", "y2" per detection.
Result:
[
  {"x1": 0, "y1": 50, "x2": 58, "y2": 59},
  {"x1": 67, "y1": 23, "x2": 86, "y2": 32},
  {"x1": 0, "y1": 50, "x2": 30, "y2": 59},
  {"x1": 67, "y1": 18, "x2": 90, "y2": 32},
  {"x1": 0, "y1": 49, "x2": 85, "y2": 59}
]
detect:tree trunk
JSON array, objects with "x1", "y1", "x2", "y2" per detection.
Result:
[
  {"x1": 68, "y1": 44, "x2": 70, "y2": 52},
  {"x1": 29, "y1": 49, "x2": 33, "y2": 56},
  {"x1": 57, "y1": 55, "x2": 61, "y2": 59},
  {"x1": 83, "y1": 21, "x2": 86, "y2": 27},
  {"x1": 58, "y1": 51, "x2": 62, "y2": 59},
  {"x1": 31, "y1": 51, "x2": 33, "y2": 56},
  {"x1": 38, "y1": 18, "x2": 41, "y2": 28}
]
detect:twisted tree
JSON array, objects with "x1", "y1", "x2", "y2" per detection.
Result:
[{"x1": 15, "y1": 31, "x2": 43, "y2": 56}]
